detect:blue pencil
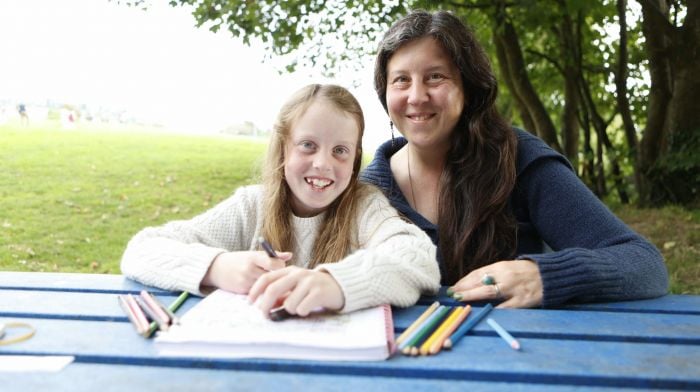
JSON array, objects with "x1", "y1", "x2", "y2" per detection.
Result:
[
  {"x1": 443, "y1": 303, "x2": 493, "y2": 349},
  {"x1": 487, "y1": 318, "x2": 521, "y2": 350}
]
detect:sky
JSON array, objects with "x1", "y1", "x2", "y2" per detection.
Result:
[{"x1": 0, "y1": 0, "x2": 390, "y2": 149}]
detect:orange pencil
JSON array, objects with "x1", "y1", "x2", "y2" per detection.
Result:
[
  {"x1": 429, "y1": 305, "x2": 472, "y2": 354},
  {"x1": 396, "y1": 301, "x2": 439, "y2": 346},
  {"x1": 419, "y1": 307, "x2": 463, "y2": 355}
]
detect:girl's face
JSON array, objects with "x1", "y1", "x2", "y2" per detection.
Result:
[
  {"x1": 284, "y1": 99, "x2": 359, "y2": 217},
  {"x1": 385, "y1": 37, "x2": 465, "y2": 152}
]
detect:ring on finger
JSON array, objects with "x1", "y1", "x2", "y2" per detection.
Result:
[
  {"x1": 494, "y1": 283, "x2": 502, "y2": 298},
  {"x1": 482, "y1": 274, "x2": 496, "y2": 286}
]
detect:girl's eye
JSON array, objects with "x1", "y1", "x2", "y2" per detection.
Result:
[
  {"x1": 333, "y1": 146, "x2": 350, "y2": 155},
  {"x1": 299, "y1": 141, "x2": 315, "y2": 151}
]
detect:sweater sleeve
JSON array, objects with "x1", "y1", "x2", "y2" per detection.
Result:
[
  {"x1": 516, "y1": 157, "x2": 669, "y2": 307},
  {"x1": 120, "y1": 185, "x2": 262, "y2": 295},
  {"x1": 319, "y1": 191, "x2": 441, "y2": 313}
]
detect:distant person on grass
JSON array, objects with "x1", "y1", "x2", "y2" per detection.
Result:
[
  {"x1": 17, "y1": 103, "x2": 28, "y2": 126},
  {"x1": 121, "y1": 84, "x2": 440, "y2": 318}
]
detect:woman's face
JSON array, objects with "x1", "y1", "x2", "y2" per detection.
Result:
[
  {"x1": 284, "y1": 99, "x2": 359, "y2": 217},
  {"x1": 385, "y1": 37, "x2": 465, "y2": 152}
]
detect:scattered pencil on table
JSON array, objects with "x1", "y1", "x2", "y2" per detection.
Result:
[
  {"x1": 443, "y1": 303, "x2": 493, "y2": 350},
  {"x1": 486, "y1": 318, "x2": 521, "y2": 351},
  {"x1": 397, "y1": 302, "x2": 495, "y2": 356},
  {"x1": 119, "y1": 291, "x2": 189, "y2": 338},
  {"x1": 395, "y1": 301, "x2": 439, "y2": 346}
]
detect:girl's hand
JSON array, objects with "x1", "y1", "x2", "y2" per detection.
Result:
[
  {"x1": 248, "y1": 266, "x2": 345, "y2": 317},
  {"x1": 448, "y1": 259, "x2": 543, "y2": 308},
  {"x1": 201, "y1": 250, "x2": 292, "y2": 294}
]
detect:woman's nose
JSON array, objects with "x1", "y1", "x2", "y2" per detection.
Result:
[{"x1": 407, "y1": 82, "x2": 429, "y2": 105}]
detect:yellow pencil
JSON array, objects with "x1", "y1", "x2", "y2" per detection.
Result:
[
  {"x1": 396, "y1": 301, "x2": 439, "y2": 346},
  {"x1": 430, "y1": 305, "x2": 472, "y2": 355},
  {"x1": 419, "y1": 307, "x2": 463, "y2": 355}
]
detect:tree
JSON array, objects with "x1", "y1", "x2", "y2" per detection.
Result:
[
  {"x1": 120, "y1": 0, "x2": 698, "y2": 206},
  {"x1": 637, "y1": 0, "x2": 699, "y2": 205}
]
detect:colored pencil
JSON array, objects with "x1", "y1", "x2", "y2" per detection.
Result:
[
  {"x1": 270, "y1": 306, "x2": 293, "y2": 321},
  {"x1": 443, "y1": 303, "x2": 493, "y2": 349},
  {"x1": 401, "y1": 305, "x2": 451, "y2": 355},
  {"x1": 419, "y1": 306, "x2": 463, "y2": 355},
  {"x1": 395, "y1": 301, "x2": 439, "y2": 346},
  {"x1": 126, "y1": 294, "x2": 150, "y2": 334},
  {"x1": 141, "y1": 290, "x2": 177, "y2": 324},
  {"x1": 258, "y1": 236, "x2": 278, "y2": 258},
  {"x1": 145, "y1": 291, "x2": 189, "y2": 337},
  {"x1": 398, "y1": 304, "x2": 444, "y2": 351},
  {"x1": 134, "y1": 295, "x2": 169, "y2": 331},
  {"x1": 487, "y1": 318, "x2": 521, "y2": 350},
  {"x1": 428, "y1": 305, "x2": 472, "y2": 355},
  {"x1": 118, "y1": 295, "x2": 148, "y2": 336}
]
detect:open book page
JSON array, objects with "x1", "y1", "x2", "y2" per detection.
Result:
[{"x1": 155, "y1": 289, "x2": 394, "y2": 361}]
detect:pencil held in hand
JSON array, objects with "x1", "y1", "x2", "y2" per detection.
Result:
[{"x1": 258, "y1": 237, "x2": 278, "y2": 258}]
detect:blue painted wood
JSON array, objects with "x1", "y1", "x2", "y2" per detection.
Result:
[
  {"x1": 0, "y1": 363, "x2": 632, "y2": 392},
  {"x1": 393, "y1": 306, "x2": 700, "y2": 345},
  {"x1": 2, "y1": 317, "x2": 699, "y2": 389},
  {"x1": 3, "y1": 289, "x2": 697, "y2": 345},
  {"x1": 419, "y1": 287, "x2": 700, "y2": 314},
  {"x1": 2, "y1": 273, "x2": 700, "y2": 390},
  {"x1": 0, "y1": 272, "x2": 169, "y2": 294},
  {"x1": 0, "y1": 289, "x2": 198, "y2": 321}
]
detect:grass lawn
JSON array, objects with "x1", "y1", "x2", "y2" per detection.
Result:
[{"x1": 2, "y1": 121, "x2": 698, "y2": 294}]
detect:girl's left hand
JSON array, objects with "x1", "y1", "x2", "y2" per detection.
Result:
[
  {"x1": 248, "y1": 266, "x2": 345, "y2": 317},
  {"x1": 448, "y1": 259, "x2": 543, "y2": 308}
]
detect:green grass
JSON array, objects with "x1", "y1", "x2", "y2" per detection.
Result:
[
  {"x1": 1, "y1": 121, "x2": 265, "y2": 273},
  {"x1": 2, "y1": 121, "x2": 698, "y2": 295}
]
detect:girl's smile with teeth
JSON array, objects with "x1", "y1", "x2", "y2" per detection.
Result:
[{"x1": 305, "y1": 177, "x2": 333, "y2": 189}]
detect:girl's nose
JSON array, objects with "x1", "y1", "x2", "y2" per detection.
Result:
[{"x1": 313, "y1": 153, "x2": 332, "y2": 171}]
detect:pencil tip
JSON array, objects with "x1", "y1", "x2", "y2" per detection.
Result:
[{"x1": 512, "y1": 341, "x2": 521, "y2": 350}]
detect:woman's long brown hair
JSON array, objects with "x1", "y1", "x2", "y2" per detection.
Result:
[{"x1": 374, "y1": 10, "x2": 517, "y2": 284}]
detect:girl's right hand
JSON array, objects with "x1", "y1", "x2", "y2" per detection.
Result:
[{"x1": 201, "y1": 250, "x2": 292, "y2": 294}]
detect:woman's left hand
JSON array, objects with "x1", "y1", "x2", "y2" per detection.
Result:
[
  {"x1": 248, "y1": 266, "x2": 345, "y2": 317},
  {"x1": 448, "y1": 259, "x2": 543, "y2": 308}
]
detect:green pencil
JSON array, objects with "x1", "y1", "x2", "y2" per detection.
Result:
[{"x1": 145, "y1": 291, "x2": 189, "y2": 338}]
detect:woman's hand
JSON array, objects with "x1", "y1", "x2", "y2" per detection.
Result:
[
  {"x1": 248, "y1": 266, "x2": 345, "y2": 318},
  {"x1": 201, "y1": 250, "x2": 292, "y2": 294},
  {"x1": 448, "y1": 259, "x2": 543, "y2": 308}
]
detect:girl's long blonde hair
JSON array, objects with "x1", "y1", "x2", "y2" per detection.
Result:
[{"x1": 261, "y1": 84, "x2": 372, "y2": 268}]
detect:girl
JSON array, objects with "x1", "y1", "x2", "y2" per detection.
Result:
[{"x1": 121, "y1": 84, "x2": 440, "y2": 317}]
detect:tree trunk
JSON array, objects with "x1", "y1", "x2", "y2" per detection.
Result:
[
  {"x1": 638, "y1": 0, "x2": 700, "y2": 205},
  {"x1": 493, "y1": 5, "x2": 563, "y2": 152},
  {"x1": 615, "y1": 0, "x2": 641, "y2": 195},
  {"x1": 493, "y1": 34, "x2": 536, "y2": 133}
]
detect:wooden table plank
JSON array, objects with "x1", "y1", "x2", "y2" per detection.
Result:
[
  {"x1": 1, "y1": 317, "x2": 699, "y2": 390},
  {"x1": 0, "y1": 272, "x2": 165, "y2": 294},
  {"x1": 0, "y1": 362, "x2": 634, "y2": 392},
  {"x1": 3, "y1": 290, "x2": 698, "y2": 345}
]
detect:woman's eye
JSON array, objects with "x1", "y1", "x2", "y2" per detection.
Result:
[
  {"x1": 428, "y1": 73, "x2": 444, "y2": 81},
  {"x1": 391, "y1": 75, "x2": 409, "y2": 84}
]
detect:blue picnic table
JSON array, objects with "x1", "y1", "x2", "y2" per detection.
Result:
[{"x1": 0, "y1": 271, "x2": 699, "y2": 391}]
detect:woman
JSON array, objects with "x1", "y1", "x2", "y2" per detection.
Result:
[{"x1": 360, "y1": 10, "x2": 668, "y2": 308}]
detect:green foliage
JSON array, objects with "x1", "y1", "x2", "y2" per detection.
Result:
[{"x1": 0, "y1": 122, "x2": 265, "y2": 273}]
